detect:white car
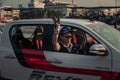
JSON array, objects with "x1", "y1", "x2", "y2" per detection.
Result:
[
  {"x1": 0, "y1": 19, "x2": 120, "y2": 80},
  {"x1": 0, "y1": 23, "x2": 5, "y2": 32}
]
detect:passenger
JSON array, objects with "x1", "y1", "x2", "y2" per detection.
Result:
[
  {"x1": 16, "y1": 29, "x2": 31, "y2": 48},
  {"x1": 52, "y1": 17, "x2": 79, "y2": 53},
  {"x1": 32, "y1": 27, "x2": 43, "y2": 50}
]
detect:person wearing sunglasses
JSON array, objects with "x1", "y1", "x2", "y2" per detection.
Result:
[{"x1": 52, "y1": 18, "x2": 79, "y2": 53}]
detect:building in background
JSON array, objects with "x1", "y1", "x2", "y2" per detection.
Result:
[
  {"x1": 28, "y1": 0, "x2": 45, "y2": 8},
  {"x1": 0, "y1": 6, "x2": 19, "y2": 22},
  {"x1": 43, "y1": 0, "x2": 76, "y2": 17},
  {"x1": 0, "y1": 0, "x2": 120, "y2": 8},
  {"x1": 12, "y1": 9, "x2": 20, "y2": 19},
  {"x1": 0, "y1": 0, "x2": 120, "y2": 20}
]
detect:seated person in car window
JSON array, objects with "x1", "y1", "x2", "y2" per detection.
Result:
[
  {"x1": 15, "y1": 29, "x2": 32, "y2": 48},
  {"x1": 32, "y1": 27, "x2": 43, "y2": 50},
  {"x1": 52, "y1": 18, "x2": 79, "y2": 53},
  {"x1": 75, "y1": 30, "x2": 96, "y2": 54}
]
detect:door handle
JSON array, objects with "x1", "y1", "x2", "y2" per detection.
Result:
[
  {"x1": 48, "y1": 59, "x2": 62, "y2": 64},
  {"x1": 4, "y1": 54, "x2": 16, "y2": 59}
]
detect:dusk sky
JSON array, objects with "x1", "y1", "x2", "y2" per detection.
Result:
[{"x1": 1, "y1": 0, "x2": 119, "y2": 8}]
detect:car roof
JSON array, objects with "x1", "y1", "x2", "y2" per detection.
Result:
[
  {"x1": 10, "y1": 18, "x2": 100, "y2": 26},
  {"x1": 5, "y1": 18, "x2": 103, "y2": 32}
]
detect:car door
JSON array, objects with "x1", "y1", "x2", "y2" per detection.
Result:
[
  {"x1": 1, "y1": 24, "x2": 39, "y2": 80},
  {"x1": 43, "y1": 26, "x2": 113, "y2": 80},
  {"x1": 1, "y1": 23, "x2": 55, "y2": 80}
]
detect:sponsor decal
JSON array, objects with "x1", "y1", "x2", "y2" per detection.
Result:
[
  {"x1": 21, "y1": 49, "x2": 118, "y2": 80},
  {"x1": 29, "y1": 71, "x2": 82, "y2": 80}
]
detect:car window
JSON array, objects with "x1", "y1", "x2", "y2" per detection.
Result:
[
  {"x1": 51, "y1": 25, "x2": 99, "y2": 55},
  {"x1": 73, "y1": 28, "x2": 99, "y2": 55},
  {"x1": 10, "y1": 25, "x2": 42, "y2": 49},
  {"x1": 10, "y1": 24, "x2": 54, "y2": 51}
]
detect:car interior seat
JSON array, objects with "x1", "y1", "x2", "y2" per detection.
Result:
[{"x1": 16, "y1": 29, "x2": 31, "y2": 48}]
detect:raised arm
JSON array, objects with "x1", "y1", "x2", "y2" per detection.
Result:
[{"x1": 52, "y1": 17, "x2": 61, "y2": 51}]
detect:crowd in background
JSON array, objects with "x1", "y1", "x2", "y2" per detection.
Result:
[
  {"x1": 14, "y1": 8, "x2": 120, "y2": 29},
  {"x1": 69, "y1": 10, "x2": 120, "y2": 28}
]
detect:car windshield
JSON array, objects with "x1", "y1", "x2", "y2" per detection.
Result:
[{"x1": 87, "y1": 22, "x2": 120, "y2": 50}]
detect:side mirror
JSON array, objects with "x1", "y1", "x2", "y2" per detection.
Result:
[{"x1": 89, "y1": 44, "x2": 107, "y2": 56}]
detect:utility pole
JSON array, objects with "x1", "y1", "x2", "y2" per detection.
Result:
[
  {"x1": 114, "y1": 0, "x2": 117, "y2": 29},
  {"x1": 115, "y1": 0, "x2": 117, "y2": 12},
  {"x1": 18, "y1": 0, "x2": 19, "y2": 8}
]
